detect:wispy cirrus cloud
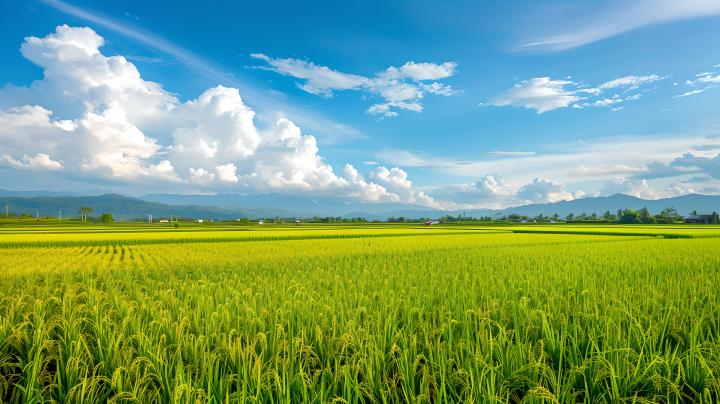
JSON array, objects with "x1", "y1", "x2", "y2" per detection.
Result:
[
  {"x1": 375, "y1": 149, "x2": 473, "y2": 169},
  {"x1": 484, "y1": 151, "x2": 535, "y2": 156},
  {"x1": 40, "y1": 0, "x2": 206, "y2": 71},
  {"x1": 515, "y1": 0, "x2": 720, "y2": 52},
  {"x1": 568, "y1": 164, "x2": 647, "y2": 177},
  {"x1": 124, "y1": 55, "x2": 175, "y2": 66},
  {"x1": 674, "y1": 85, "x2": 717, "y2": 98},
  {"x1": 674, "y1": 70, "x2": 720, "y2": 98}
]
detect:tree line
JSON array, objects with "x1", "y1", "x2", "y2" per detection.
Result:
[{"x1": 6, "y1": 205, "x2": 716, "y2": 225}]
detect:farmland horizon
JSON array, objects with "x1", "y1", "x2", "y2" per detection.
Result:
[{"x1": 2, "y1": 189, "x2": 720, "y2": 221}]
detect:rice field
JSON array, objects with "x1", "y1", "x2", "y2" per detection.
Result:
[{"x1": 1, "y1": 223, "x2": 719, "y2": 403}]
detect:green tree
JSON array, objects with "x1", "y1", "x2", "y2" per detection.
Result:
[
  {"x1": 174, "y1": 222, "x2": 179, "y2": 228},
  {"x1": 656, "y1": 207, "x2": 679, "y2": 224},
  {"x1": 619, "y1": 210, "x2": 642, "y2": 224},
  {"x1": 637, "y1": 206, "x2": 657, "y2": 223},
  {"x1": 100, "y1": 213, "x2": 114, "y2": 223},
  {"x1": 565, "y1": 213, "x2": 574, "y2": 221},
  {"x1": 660, "y1": 207, "x2": 678, "y2": 221},
  {"x1": 603, "y1": 211, "x2": 611, "y2": 220},
  {"x1": 590, "y1": 213, "x2": 598, "y2": 220},
  {"x1": 77, "y1": 206, "x2": 95, "y2": 221}
]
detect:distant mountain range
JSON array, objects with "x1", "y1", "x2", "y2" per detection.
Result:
[
  {"x1": 1, "y1": 190, "x2": 719, "y2": 221},
  {"x1": 0, "y1": 194, "x2": 300, "y2": 220},
  {"x1": 140, "y1": 192, "x2": 436, "y2": 216},
  {"x1": 138, "y1": 192, "x2": 720, "y2": 219},
  {"x1": 0, "y1": 188, "x2": 118, "y2": 198},
  {"x1": 396, "y1": 193, "x2": 720, "y2": 221}
]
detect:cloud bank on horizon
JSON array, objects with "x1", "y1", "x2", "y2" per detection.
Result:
[{"x1": 1, "y1": 0, "x2": 720, "y2": 210}]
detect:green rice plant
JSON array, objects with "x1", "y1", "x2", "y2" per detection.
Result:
[{"x1": 0, "y1": 231, "x2": 719, "y2": 403}]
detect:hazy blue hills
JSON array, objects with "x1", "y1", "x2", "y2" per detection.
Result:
[
  {"x1": 485, "y1": 193, "x2": 720, "y2": 217},
  {"x1": 140, "y1": 192, "x2": 436, "y2": 216},
  {"x1": 0, "y1": 188, "x2": 117, "y2": 198},
  {"x1": 140, "y1": 192, "x2": 720, "y2": 220},
  {"x1": 1, "y1": 190, "x2": 719, "y2": 221},
  {"x1": 0, "y1": 194, "x2": 301, "y2": 220},
  {"x1": 354, "y1": 194, "x2": 720, "y2": 221}
]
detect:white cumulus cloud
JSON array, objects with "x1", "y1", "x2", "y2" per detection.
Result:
[
  {"x1": 0, "y1": 25, "x2": 440, "y2": 207},
  {"x1": 483, "y1": 78, "x2": 582, "y2": 113},
  {"x1": 600, "y1": 177, "x2": 660, "y2": 199},
  {"x1": 249, "y1": 54, "x2": 461, "y2": 117},
  {"x1": 1, "y1": 153, "x2": 63, "y2": 171},
  {"x1": 517, "y1": 178, "x2": 575, "y2": 203},
  {"x1": 485, "y1": 74, "x2": 663, "y2": 113}
]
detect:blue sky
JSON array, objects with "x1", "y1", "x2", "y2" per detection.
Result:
[{"x1": 1, "y1": 0, "x2": 719, "y2": 208}]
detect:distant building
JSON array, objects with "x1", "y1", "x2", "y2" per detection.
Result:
[
  {"x1": 683, "y1": 215, "x2": 715, "y2": 224},
  {"x1": 424, "y1": 221, "x2": 440, "y2": 225},
  {"x1": 159, "y1": 220, "x2": 169, "y2": 223},
  {"x1": 295, "y1": 220, "x2": 301, "y2": 224},
  {"x1": 258, "y1": 220, "x2": 264, "y2": 225},
  {"x1": 196, "y1": 219, "x2": 204, "y2": 223}
]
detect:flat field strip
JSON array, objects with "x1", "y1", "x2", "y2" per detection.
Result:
[
  {"x1": 1, "y1": 227, "x2": 719, "y2": 403},
  {"x1": 1, "y1": 223, "x2": 720, "y2": 248},
  {"x1": 0, "y1": 227, "x2": 509, "y2": 248}
]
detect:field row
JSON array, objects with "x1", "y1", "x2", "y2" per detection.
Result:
[
  {"x1": 1, "y1": 233, "x2": 719, "y2": 402},
  {"x1": 1, "y1": 223, "x2": 720, "y2": 249}
]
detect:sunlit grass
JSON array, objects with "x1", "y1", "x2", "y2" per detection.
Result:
[{"x1": 1, "y1": 226, "x2": 719, "y2": 403}]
